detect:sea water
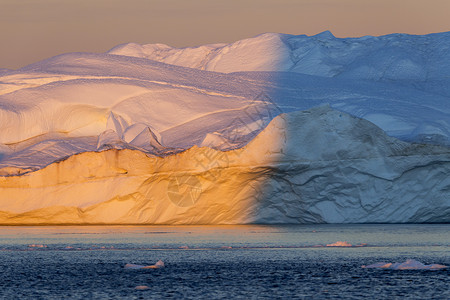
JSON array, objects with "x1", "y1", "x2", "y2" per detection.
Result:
[{"x1": 0, "y1": 224, "x2": 448, "y2": 299}]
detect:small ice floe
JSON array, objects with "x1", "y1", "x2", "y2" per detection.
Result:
[
  {"x1": 326, "y1": 241, "x2": 352, "y2": 247},
  {"x1": 325, "y1": 241, "x2": 367, "y2": 247},
  {"x1": 28, "y1": 244, "x2": 47, "y2": 248},
  {"x1": 135, "y1": 285, "x2": 150, "y2": 290},
  {"x1": 362, "y1": 259, "x2": 448, "y2": 270},
  {"x1": 124, "y1": 260, "x2": 165, "y2": 269}
]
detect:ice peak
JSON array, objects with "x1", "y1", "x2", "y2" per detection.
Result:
[{"x1": 314, "y1": 30, "x2": 335, "y2": 39}]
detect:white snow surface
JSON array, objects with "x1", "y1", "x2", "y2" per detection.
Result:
[
  {"x1": 124, "y1": 260, "x2": 165, "y2": 269},
  {"x1": 0, "y1": 32, "x2": 450, "y2": 224}
]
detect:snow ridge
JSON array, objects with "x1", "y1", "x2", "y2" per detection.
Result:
[{"x1": 108, "y1": 31, "x2": 450, "y2": 80}]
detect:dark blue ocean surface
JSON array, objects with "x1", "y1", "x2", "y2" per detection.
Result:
[{"x1": 0, "y1": 225, "x2": 448, "y2": 299}]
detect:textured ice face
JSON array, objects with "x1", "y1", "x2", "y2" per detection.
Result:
[
  {"x1": 0, "y1": 107, "x2": 449, "y2": 224},
  {"x1": 124, "y1": 260, "x2": 164, "y2": 269}
]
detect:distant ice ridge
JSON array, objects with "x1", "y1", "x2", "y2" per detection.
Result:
[
  {"x1": 108, "y1": 31, "x2": 450, "y2": 80},
  {"x1": 0, "y1": 106, "x2": 449, "y2": 224}
]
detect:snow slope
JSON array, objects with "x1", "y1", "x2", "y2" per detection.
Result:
[
  {"x1": 0, "y1": 53, "x2": 278, "y2": 171},
  {"x1": 0, "y1": 31, "x2": 449, "y2": 223}
]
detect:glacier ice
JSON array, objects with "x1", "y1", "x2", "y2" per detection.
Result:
[{"x1": 0, "y1": 32, "x2": 450, "y2": 224}]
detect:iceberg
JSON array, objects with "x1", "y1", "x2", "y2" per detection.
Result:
[
  {"x1": 125, "y1": 260, "x2": 165, "y2": 269},
  {"x1": 0, "y1": 106, "x2": 449, "y2": 224},
  {"x1": 362, "y1": 259, "x2": 448, "y2": 270},
  {"x1": 326, "y1": 241, "x2": 352, "y2": 247},
  {"x1": 0, "y1": 32, "x2": 450, "y2": 224},
  {"x1": 28, "y1": 244, "x2": 48, "y2": 248}
]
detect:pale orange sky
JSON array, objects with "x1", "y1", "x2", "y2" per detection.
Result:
[{"x1": 1, "y1": 0, "x2": 449, "y2": 69}]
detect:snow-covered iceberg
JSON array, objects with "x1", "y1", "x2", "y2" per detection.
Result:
[{"x1": 0, "y1": 31, "x2": 450, "y2": 224}]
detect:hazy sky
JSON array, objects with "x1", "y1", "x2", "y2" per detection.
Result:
[{"x1": 1, "y1": 0, "x2": 449, "y2": 69}]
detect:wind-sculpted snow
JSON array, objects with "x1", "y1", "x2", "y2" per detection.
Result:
[
  {"x1": 0, "y1": 107, "x2": 449, "y2": 224},
  {"x1": 1, "y1": 54, "x2": 450, "y2": 172},
  {"x1": 0, "y1": 55, "x2": 278, "y2": 170}
]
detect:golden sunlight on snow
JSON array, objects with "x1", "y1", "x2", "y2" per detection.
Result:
[{"x1": 0, "y1": 118, "x2": 282, "y2": 224}]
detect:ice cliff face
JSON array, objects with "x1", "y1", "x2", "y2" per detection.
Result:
[
  {"x1": 243, "y1": 106, "x2": 450, "y2": 223},
  {"x1": 0, "y1": 106, "x2": 449, "y2": 224}
]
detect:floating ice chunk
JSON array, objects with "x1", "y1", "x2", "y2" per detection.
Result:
[
  {"x1": 124, "y1": 260, "x2": 165, "y2": 269},
  {"x1": 428, "y1": 264, "x2": 448, "y2": 270},
  {"x1": 153, "y1": 260, "x2": 165, "y2": 268},
  {"x1": 125, "y1": 263, "x2": 148, "y2": 269},
  {"x1": 362, "y1": 262, "x2": 392, "y2": 269},
  {"x1": 362, "y1": 259, "x2": 448, "y2": 270},
  {"x1": 125, "y1": 263, "x2": 146, "y2": 269},
  {"x1": 28, "y1": 244, "x2": 47, "y2": 248},
  {"x1": 326, "y1": 241, "x2": 352, "y2": 247}
]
